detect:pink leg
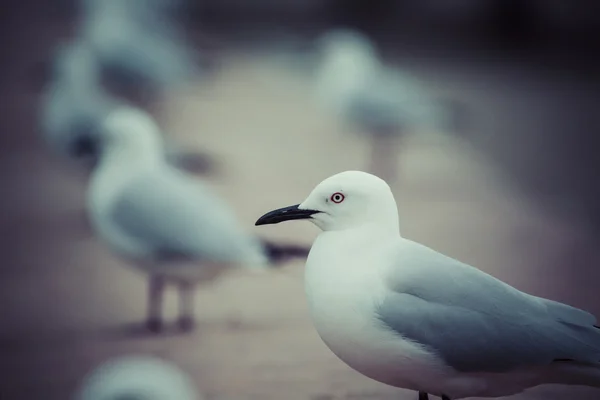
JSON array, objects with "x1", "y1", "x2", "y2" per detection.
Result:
[
  {"x1": 177, "y1": 280, "x2": 197, "y2": 332},
  {"x1": 146, "y1": 275, "x2": 166, "y2": 333}
]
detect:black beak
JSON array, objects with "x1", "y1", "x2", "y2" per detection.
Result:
[{"x1": 255, "y1": 204, "x2": 320, "y2": 226}]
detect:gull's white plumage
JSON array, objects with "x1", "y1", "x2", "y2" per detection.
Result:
[
  {"x1": 76, "y1": 355, "x2": 201, "y2": 400},
  {"x1": 256, "y1": 171, "x2": 600, "y2": 399}
]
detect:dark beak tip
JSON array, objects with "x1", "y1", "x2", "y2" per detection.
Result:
[{"x1": 254, "y1": 219, "x2": 266, "y2": 226}]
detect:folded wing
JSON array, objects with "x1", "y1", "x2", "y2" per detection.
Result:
[{"x1": 376, "y1": 239, "x2": 600, "y2": 373}]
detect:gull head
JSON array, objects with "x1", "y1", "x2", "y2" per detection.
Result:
[
  {"x1": 255, "y1": 171, "x2": 399, "y2": 232},
  {"x1": 100, "y1": 106, "x2": 164, "y2": 159},
  {"x1": 316, "y1": 29, "x2": 377, "y2": 62},
  {"x1": 75, "y1": 355, "x2": 201, "y2": 400},
  {"x1": 314, "y1": 29, "x2": 379, "y2": 107}
]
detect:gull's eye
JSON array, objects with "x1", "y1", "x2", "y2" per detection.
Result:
[{"x1": 330, "y1": 192, "x2": 345, "y2": 204}]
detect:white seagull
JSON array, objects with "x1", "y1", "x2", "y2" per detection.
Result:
[
  {"x1": 39, "y1": 41, "x2": 116, "y2": 161},
  {"x1": 88, "y1": 105, "x2": 309, "y2": 332},
  {"x1": 39, "y1": 40, "x2": 215, "y2": 174},
  {"x1": 314, "y1": 29, "x2": 456, "y2": 184},
  {"x1": 76, "y1": 355, "x2": 201, "y2": 400},
  {"x1": 255, "y1": 170, "x2": 600, "y2": 399},
  {"x1": 78, "y1": 0, "x2": 197, "y2": 97}
]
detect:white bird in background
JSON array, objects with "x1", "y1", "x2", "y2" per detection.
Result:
[
  {"x1": 87, "y1": 106, "x2": 309, "y2": 332},
  {"x1": 80, "y1": 0, "x2": 185, "y2": 17},
  {"x1": 39, "y1": 38, "x2": 216, "y2": 175},
  {"x1": 76, "y1": 355, "x2": 201, "y2": 400},
  {"x1": 314, "y1": 29, "x2": 458, "y2": 184},
  {"x1": 39, "y1": 40, "x2": 117, "y2": 162},
  {"x1": 38, "y1": 0, "x2": 217, "y2": 174},
  {"x1": 77, "y1": 0, "x2": 197, "y2": 100},
  {"x1": 256, "y1": 171, "x2": 600, "y2": 400}
]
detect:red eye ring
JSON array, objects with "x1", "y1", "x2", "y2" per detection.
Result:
[{"x1": 330, "y1": 192, "x2": 345, "y2": 204}]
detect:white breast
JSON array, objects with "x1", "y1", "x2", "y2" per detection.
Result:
[
  {"x1": 304, "y1": 233, "x2": 450, "y2": 393},
  {"x1": 87, "y1": 155, "x2": 151, "y2": 258}
]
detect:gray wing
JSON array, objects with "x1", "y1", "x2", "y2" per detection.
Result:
[
  {"x1": 347, "y1": 71, "x2": 449, "y2": 132},
  {"x1": 163, "y1": 144, "x2": 218, "y2": 175},
  {"x1": 375, "y1": 239, "x2": 600, "y2": 373},
  {"x1": 108, "y1": 168, "x2": 266, "y2": 264}
]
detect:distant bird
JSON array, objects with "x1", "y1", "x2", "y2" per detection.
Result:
[
  {"x1": 80, "y1": 0, "x2": 186, "y2": 17},
  {"x1": 256, "y1": 170, "x2": 600, "y2": 400},
  {"x1": 38, "y1": 39, "x2": 216, "y2": 176},
  {"x1": 77, "y1": 0, "x2": 197, "y2": 99},
  {"x1": 76, "y1": 355, "x2": 201, "y2": 400},
  {"x1": 87, "y1": 105, "x2": 309, "y2": 332},
  {"x1": 314, "y1": 29, "x2": 460, "y2": 184},
  {"x1": 39, "y1": 41, "x2": 116, "y2": 162}
]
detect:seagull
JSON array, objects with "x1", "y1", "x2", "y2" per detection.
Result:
[
  {"x1": 87, "y1": 105, "x2": 309, "y2": 332},
  {"x1": 76, "y1": 354, "x2": 201, "y2": 400},
  {"x1": 78, "y1": 0, "x2": 197, "y2": 98},
  {"x1": 255, "y1": 170, "x2": 600, "y2": 399},
  {"x1": 314, "y1": 29, "x2": 456, "y2": 184},
  {"x1": 80, "y1": 0, "x2": 185, "y2": 17},
  {"x1": 39, "y1": 39, "x2": 215, "y2": 174},
  {"x1": 39, "y1": 41, "x2": 116, "y2": 161}
]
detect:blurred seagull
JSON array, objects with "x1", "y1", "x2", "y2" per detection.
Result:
[
  {"x1": 80, "y1": 0, "x2": 186, "y2": 18},
  {"x1": 314, "y1": 29, "x2": 461, "y2": 184},
  {"x1": 39, "y1": 40, "x2": 116, "y2": 162},
  {"x1": 76, "y1": 355, "x2": 201, "y2": 400},
  {"x1": 256, "y1": 170, "x2": 600, "y2": 400},
  {"x1": 87, "y1": 105, "x2": 309, "y2": 332},
  {"x1": 39, "y1": 39, "x2": 216, "y2": 175},
  {"x1": 78, "y1": 0, "x2": 197, "y2": 98}
]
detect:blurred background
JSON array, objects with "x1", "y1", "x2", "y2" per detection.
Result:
[{"x1": 2, "y1": 1, "x2": 600, "y2": 399}]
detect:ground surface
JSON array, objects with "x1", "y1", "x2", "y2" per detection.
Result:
[{"x1": 2, "y1": 11, "x2": 600, "y2": 400}]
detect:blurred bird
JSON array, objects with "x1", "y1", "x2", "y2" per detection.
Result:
[
  {"x1": 76, "y1": 355, "x2": 201, "y2": 400},
  {"x1": 77, "y1": 0, "x2": 198, "y2": 99},
  {"x1": 39, "y1": 41, "x2": 116, "y2": 162},
  {"x1": 39, "y1": 39, "x2": 216, "y2": 176},
  {"x1": 314, "y1": 29, "x2": 461, "y2": 184},
  {"x1": 80, "y1": 0, "x2": 186, "y2": 17},
  {"x1": 87, "y1": 105, "x2": 309, "y2": 332}
]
